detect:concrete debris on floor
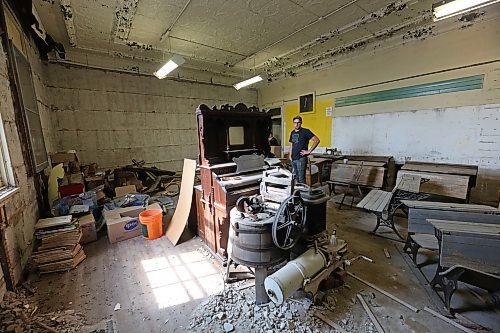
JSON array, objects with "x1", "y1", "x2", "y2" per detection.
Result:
[
  {"x1": 188, "y1": 285, "x2": 358, "y2": 333},
  {"x1": 0, "y1": 287, "x2": 86, "y2": 333},
  {"x1": 10, "y1": 198, "x2": 497, "y2": 333}
]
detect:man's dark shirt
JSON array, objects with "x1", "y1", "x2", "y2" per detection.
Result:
[
  {"x1": 289, "y1": 128, "x2": 314, "y2": 161},
  {"x1": 269, "y1": 137, "x2": 279, "y2": 146}
]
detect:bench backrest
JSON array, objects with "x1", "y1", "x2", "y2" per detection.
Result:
[{"x1": 330, "y1": 163, "x2": 384, "y2": 188}]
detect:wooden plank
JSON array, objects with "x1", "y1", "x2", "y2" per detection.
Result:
[
  {"x1": 357, "y1": 294, "x2": 385, "y2": 333},
  {"x1": 342, "y1": 155, "x2": 392, "y2": 164},
  {"x1": 346, "y1": 272, "x2": 419, "y2": 312},
  {"x1": 368, "y1": 191, "x2": 387, "y2": 212},
  {"x1": 314, "y1": 312, "x2": 349, "y2": 333},
  {"x1": 408, "y1": 209, "x2": 500, "y2": 234},
  {"x1": 423, "y1": 307, "x2": 476, "y2": 333},
  {"x1": 330, "y1": 164, "x2": 384, "y2": 188},
  {"x1": 373, "y1": 192, "x2": 393, "y2": 213},
  {"x1": 335, "y1": 161, "x2": 386, "y2": 167},
  {"x1": 166, "y1": 159, "x2": 197, "y2": 246},
  {"x1": 357, "y1": 190, "x2": 380, "y2": 209},
  {"x1": 402, "y1": 161, "x2": 478, "y2": 176},
  {"x1": 428, "y1": 219, "x2": 500, "y2": 234},
  {"x1": 395, "y1": 174, "x2": 421, "y2": 193},
  {"x1": 360, "y1": 190, "x2": 383, "y2": 210},
  {"x1": 401, "y1": 200, "x2": 498, "y2": 212},
  {"x1": 360, "y1": 190, "x2": 385, "y2": 210},
  {"x1": 398, "y1": 170, "x2": 469, "y2": 200}
]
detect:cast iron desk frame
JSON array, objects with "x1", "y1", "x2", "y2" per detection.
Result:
[
  {"x1": 357, "y1": 175, "x2": 429, "y2": 239},
  {"x1": 429, "y1": 220, "x2": 500, "y2": 314}
]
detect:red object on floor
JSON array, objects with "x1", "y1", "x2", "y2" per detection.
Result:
[{"x1": 58, "y1": 183, "x2": 85, "y2": 198}]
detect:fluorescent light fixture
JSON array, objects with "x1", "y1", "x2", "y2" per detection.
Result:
[
  {"x1": 234, "y1": 75, "x2": 263, "y2": 90},
  {"x1": 433, "y1": 0, "x2": 500, "y2": 21},
  {"x1": 154, "y1": 54, "x2": 185, "y2": 79}
]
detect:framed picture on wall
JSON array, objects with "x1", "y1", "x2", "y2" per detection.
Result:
[{"x1": 299, "y1": 92, "x2": 315, "y2": 114}]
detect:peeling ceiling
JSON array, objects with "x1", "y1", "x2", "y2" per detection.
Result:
[{"x1": 32, "y1": 0, "x2": 498, "y2": 84}]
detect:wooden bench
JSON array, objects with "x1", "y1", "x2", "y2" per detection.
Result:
[
  {"x1": 400, "y1": 161, "x2": 478, "y2": 202},
  {"x1": 428, "y1": 219, "x2": 500, "y2": 313},
  {"x1": 401, "y1": 201, "x2": 500, "y2": 263},
  {"x1": 327, "y1": 161, "x2": 385, "y2": 196},
  {"x1": 356, "y1": 174, "x2": 426, "y2": 239}
]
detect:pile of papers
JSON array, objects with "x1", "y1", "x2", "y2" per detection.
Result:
[{"x1": 32, "y1": 216, "x2": 86, "y2": 274}]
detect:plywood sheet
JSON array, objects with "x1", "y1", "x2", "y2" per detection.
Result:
[{"x1": 165, "y1": 159, "x2": 196, "y2": 246}]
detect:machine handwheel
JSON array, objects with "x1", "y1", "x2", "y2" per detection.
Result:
[{"x1": 272, "y1": 195, "x2": 306, "y2": 250}]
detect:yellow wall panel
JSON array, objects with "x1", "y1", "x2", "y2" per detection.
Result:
[{"x1": 284, "y1": 97, "x2": 332, "y2": 148}]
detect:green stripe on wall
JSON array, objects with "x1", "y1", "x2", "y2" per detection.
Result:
[{"x1": 334, "y1": 75, "x2": 484, "y2": 108}]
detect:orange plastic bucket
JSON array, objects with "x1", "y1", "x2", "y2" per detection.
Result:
[{"x1": 139, "y1": 209, "x2": 163, "y2": 240}]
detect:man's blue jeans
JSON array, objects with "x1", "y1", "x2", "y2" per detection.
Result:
[{"x1": 292, "y1": 156, "x2": 308, "y2": 185}]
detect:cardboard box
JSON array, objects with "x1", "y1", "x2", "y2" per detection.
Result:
[
  {"x1": 104, "y1": 206, "x2": 144, "y2": 244},
  {"x1": 50, "y1": 152, "x2": 78, "y2": 164},
  {"x1": 78, "y1": 213, "x2": 97, "y2": 244},
  {"x1": 115, "y1": 185, "x2": 137, "y2": 197},
  {"x1": 50, "y1": 151, "x2": 80, "y2": 173}
]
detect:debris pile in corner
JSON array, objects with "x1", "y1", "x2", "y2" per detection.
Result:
[{"x1": 0, "y1": 286, "x2": 85, "y2": 333}]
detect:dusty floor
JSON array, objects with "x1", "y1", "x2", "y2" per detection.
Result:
[{"x1": 24, "y1": 195, "x2": 500, "y2": 333}]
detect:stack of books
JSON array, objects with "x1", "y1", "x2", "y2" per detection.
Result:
[{"x1": 32, "y1": 216, "x2": 86, "y2": 274}]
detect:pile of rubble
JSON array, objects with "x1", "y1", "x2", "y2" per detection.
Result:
[
  {"x1": 188, "y1": 284, "x2": 358, "y2": 333},
  {"x1": 0, "y1": 287, "x2": 86, "y2": 333}
]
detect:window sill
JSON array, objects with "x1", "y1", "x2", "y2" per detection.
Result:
[{"x1": 0, "y1": 186, "x2": 19, "y2": 203}]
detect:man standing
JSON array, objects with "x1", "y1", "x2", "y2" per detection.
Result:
[{"x1": 289, "y1": 116, "x2": 320, "y2": 184}]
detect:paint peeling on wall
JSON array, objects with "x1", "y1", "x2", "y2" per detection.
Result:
[
  {"x1": 111, "y1": 51, "x2": 155, "y2": 62},
  {"x1": 265, "y1": 17, "x2": 429, "y2": 80},
  {"x1": 60, "y1": 0, "x2": 77, "y2": 47},
  {"x1": 111, "y1": 0, "x2": 139, "y2": 41},
  {"x1": 459, "y1": 11, "x2": 485, "y2": 29},
  {"x1": 126, "y1": 40, "x2": 153, "y2": 51},
  {"x1": 261, "y1": 1, "x2": 432, "y2": 81},
  {"x1": 403, "y1": 26, "x2": 435, "y2": 40}
]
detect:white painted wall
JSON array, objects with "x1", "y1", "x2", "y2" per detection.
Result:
[{"x1": 333, "y1": 104, "x2": 500, "y2": 169}]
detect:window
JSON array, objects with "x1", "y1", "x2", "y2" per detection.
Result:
[
  {"x1": 0, "y1": 113, "x2": 14, "y2": 188},
  {"x1": 11, "y1": 44, "x2": 48, "y2": 172}
]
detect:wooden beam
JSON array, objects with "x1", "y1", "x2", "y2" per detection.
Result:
[
  {"x1": 347, "y1": 272, "x2": 419, "y2": 312},
  {"x1": 357, "y1": 294, "x2": 385, "y2": 333}
]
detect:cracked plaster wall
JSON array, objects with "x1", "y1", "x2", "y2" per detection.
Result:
[
  {"x1": 0, "y1": 7, "x2": 55, "y2": 288},
  {"x1": 44, "y1": 65, "x2": 258, "y2": 171},
  {"x1": 0, "y1": 41, "x2": 48, "y2": 288}
]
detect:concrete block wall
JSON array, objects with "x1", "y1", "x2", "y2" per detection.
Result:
[
  {"x1": 0, "y1": 40, "x2": 39, "y2": 287},
  {"x1": 45, "y1": 64, "x2": 258, "y2": 171},
  {"x1": 26, "y1": 43, "x2": 57, "y2": 155}
]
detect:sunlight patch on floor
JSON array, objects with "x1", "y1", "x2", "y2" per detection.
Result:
[{"x1": 141, "y1": 251, "x2": 223, "y2": 309}]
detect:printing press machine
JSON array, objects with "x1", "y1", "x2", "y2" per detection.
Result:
[{"x1": 195, "y1": 103, "x2": 348, "y2": 305}]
